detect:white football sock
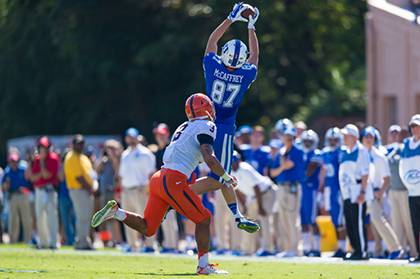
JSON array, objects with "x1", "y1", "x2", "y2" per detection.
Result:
[
  {"x1": 302, "y1": 232, "x2": 311, "y2": 252},
  {"x1": 114, "y1": 208, "x2": 127, "y2": 221},
  {"x1": 313, "y1": 235, "x2": 320, "y2": 251},
  {"x1": 368, "y1": 241, "x2": 375, "y2": 253}
]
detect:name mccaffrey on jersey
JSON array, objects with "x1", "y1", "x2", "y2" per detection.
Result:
[{"x1": 213, "y1": 68, "x2": 244, "y2": 83}]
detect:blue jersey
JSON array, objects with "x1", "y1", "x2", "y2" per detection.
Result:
[
  {"x1": 203, "y1": 52, "x2": 257, "y2": 126},
  {"x1": 322, "y1": 146, "x2": 341, "y2": 191},
  {"x1": 302, "y1": 149, "x2": 323, "y2": 190},
  {"x1": 240, "y1": 144, "x2": 271, "y2": 175}
]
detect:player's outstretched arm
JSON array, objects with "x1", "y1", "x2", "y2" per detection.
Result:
[
  {"x1": 205, "y1": 19, "x2": 232, "y2": 55},
  {"x1": 247, "y1": 7, "x2": 260, "y2": 67},
  {"x1": 199, "y1": 143, "x2": 237, "y2": 187},
  {"x1": 205, "y1": 2, "x2": 248, "y2": 55}
]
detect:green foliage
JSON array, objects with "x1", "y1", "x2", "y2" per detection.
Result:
[{"x1": 0, "y1": 0, "x2": 366, "y2": 151}]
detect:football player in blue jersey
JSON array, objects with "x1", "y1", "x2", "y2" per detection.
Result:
[
  {"x1": 200, "y1": 2, "x2": 260, "y2": 233},
  {"x1": 300, "y1": 130, "x2": 323, "y2": 257},
  {"x1": 321, "y1": 127, "x2": 346, "y2": 257}
]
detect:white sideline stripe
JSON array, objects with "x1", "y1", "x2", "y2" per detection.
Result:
[{"x1": 0, "y1": 247, "x2": 416, "y2": 266}]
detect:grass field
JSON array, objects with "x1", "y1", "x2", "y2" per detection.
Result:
[{"x1": 1, "y1": 246, "x2": 420, "y2": 279}]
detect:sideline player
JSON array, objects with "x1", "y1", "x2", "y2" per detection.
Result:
[
  {"x1": 300, "y1": 130, "x2": 323, "y2": 257},
  {"x1": 320, "y1": 127, "x2": 346, "y2": 257},
  {"x1": 203, "y1": 2, "x2": 260, "y2": 231},
  {"x1": 92, "y1": 94, "x2": 240, "y2": 274}
]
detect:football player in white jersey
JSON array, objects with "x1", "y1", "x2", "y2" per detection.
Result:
[{"x1": 91, "y1": 93, "x2": 257, "y2": 275}]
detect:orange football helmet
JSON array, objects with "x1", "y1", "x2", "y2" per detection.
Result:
[{"x1": 185, "y1": 93, "x2": 216, "y2": 122}]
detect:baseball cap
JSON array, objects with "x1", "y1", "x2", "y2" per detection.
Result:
[
  {"x1": 37, "y1": 136, "x2": 51, "y2": 148},
  {"x1": 361, "y1": 126, "x2": 376, "y2": 138},
  {"x1": 295, "y1": 121, "x2": 307, "y2": 130},
  {"x1": 409, "y1": 114, "x2": 420, "y2": 127},
  {"x1": 269, "y1": 139, "x2": 283, "y2": 149},
  {"x1": 153, "y1": 123, "x2": 170, "y2": 136},
  {"x1": 238, "y1": 125, "x2": 253, "y2": 135},
  {"x1": 388, "y1": 124, "x2": 402, "y2": 133},
  {"x1": 125, "y1": 127, "x2": 140, "y2": 138},
  {"x1": 341, "y1": 124, "x2": 359, "y2": 138},
  {"x1": 8, "y1": 153, "x2": 19, "y2": 162}
]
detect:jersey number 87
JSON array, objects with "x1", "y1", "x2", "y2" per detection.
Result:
[{"x1": 211, "y1": 80, "x2": 241, "y2": 108}]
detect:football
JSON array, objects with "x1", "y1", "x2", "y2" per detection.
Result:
[{"x1": 241, "y1": 5, "x2": 255, "y2": 19}]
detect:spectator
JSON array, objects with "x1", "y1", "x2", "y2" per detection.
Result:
[
  {"x1": 339, "y1": 124, "x2": 370, "y2": 260},
  {"x1": 64, "y1": 134, "x2": 95, "y2": 250},
  {"x1": 58, "y1": 152, "x2": 76, "y2": 246},
  {"x1": 26, "y1": 136, "x2": 60, "y2": 249},
  {"x1": 241, "y1": 125, "x2": 271, "y2": 175},
  {"x1": 153, "y1": 123, "x2": 179, "y2": 253},
  {"x1": 361, "y1": 127, "x2": 402, "y2": 259},
  {"x1": 2, "y1": 153, "x2": 32, "y2": 243},
  {"x1": 386, "y1": 125, "x2": 418, "y2": 258},
  {"x1": 400, "y1": 114, "x2": 420, "y2": 263},
  {"x1": 119, "y1": 128, "x2": 156, "y2": 252},
  {"x1": 232, "y1": 152, "x2": 277, "y2": 256},
  {"x1": 96, "y1": 139, "x2": 122, "y2": 246},
  {"x1": 270, "y1": 126, "x2": 304, "y2": 257}
]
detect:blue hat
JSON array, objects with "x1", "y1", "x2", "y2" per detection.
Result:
[
  {"x1": 361, "y1": 126, "x2": 376, "y2": 138},
  {"x1": 125, "y1": 127, "x2": 140, "y2": 138},
  {"x1": 238, "y1": 125, "x2": 253, "y2": 135}
]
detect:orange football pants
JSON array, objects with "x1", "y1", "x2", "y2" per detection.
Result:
[{"x1": 144, "y1": 168, "x2": 211, "y2": 237}]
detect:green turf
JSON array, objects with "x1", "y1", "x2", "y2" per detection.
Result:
[{"x1": 0, "y1": 247, "x2": 420, "y2": 278}]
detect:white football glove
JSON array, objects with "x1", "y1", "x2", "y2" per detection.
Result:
[
  {"x1": 248, "y1": 7, "x2": 259, "y2": 30},
  {"x1": 227, "y1": 2, "x2": 248, "y2": 23},
  {"x1": 224, "y1": 175, "x2": 238, "y2": 188}
]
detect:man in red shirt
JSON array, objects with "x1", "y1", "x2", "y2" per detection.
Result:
[{"x1": 26, "y1": 136, "x2": 60, "y2": 249}]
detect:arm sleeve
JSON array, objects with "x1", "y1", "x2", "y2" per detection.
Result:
[
  {"x1": 203, "y1": 53, "x2": 216, "y2": 72},
  {"x1": 381, "y1": 155, "x2": 391, "y2": 177},
  {"x1": 197, "y1": 134, "x2": 214, "y2": 145}
]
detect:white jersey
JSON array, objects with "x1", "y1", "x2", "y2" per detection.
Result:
[{"x1": 163, "y1": 119, "x2": 217, "y2": 177}]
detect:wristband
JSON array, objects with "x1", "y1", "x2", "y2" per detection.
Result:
[{"x1": 221, "y1": 172, "x2": 231, "y2": 181}]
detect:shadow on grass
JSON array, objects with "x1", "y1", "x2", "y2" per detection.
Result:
[{"x1": 133, "y1": 272, "x2": 197, "y2": 276}]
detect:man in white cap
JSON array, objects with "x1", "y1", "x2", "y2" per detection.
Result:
[
  {"x1": 386, "y1": 124, "x2": 418, "y2": 259},
  {"x1": 119, "y1": 127, "x2": 156, "y2": 252},
  {"x1": 339, "y1": 124, "x2": 370, "y2": 260},
  {"x1": 400, "y1": 114, "x2": 420, "y2": 263}
]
